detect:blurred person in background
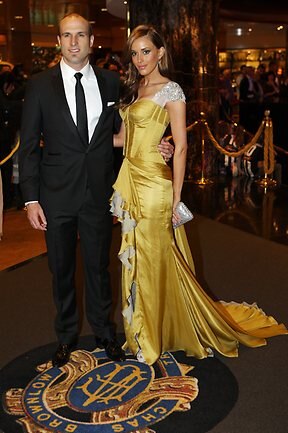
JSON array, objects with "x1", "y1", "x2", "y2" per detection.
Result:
[
  {"x1": 0, "y1": 71, "x2": 22, "y2": 208},
  {"x1": 235, "y1": 64, "x2": 247, "y2": 101},
  {"x1": 218, "y1": 68, "x2": 234, "y2": 120}
]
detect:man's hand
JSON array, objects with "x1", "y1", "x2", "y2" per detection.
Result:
[
  {"x1": 158, "y1": 137, "x2": 174, "y2": 162},
  {"x1": 26, "y1": 203, "x2": 47, "y2": 231}
]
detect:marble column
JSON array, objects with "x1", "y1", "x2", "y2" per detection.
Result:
[
  {"x1": 5, "y1": 0, "x2": 32, "y2": 73},
  {"x1": 129, "y1": 0, "x2": 220, "y2": 179}
]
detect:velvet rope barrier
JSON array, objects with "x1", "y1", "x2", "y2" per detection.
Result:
[
  {"x1": 203, "y1": 118, "x2": 265, "y2": 159},
  {"x1": 200, "y1": 111, "x2": 277, "y2": 185},
  {"x1": 0, "y1": 136, "x2": 20, "y2": 166},
  {"x1": 166, "y1": 110, "x2": 278, "y2": 185}
]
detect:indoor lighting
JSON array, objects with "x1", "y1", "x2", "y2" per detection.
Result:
[
  {"x1": 14, "y1": 16, "x2": 23, "y2": 19},
  {"x1": 277, "y1": 25, "x2": 283, "y2": 31},
  {"x1": 236, "y1": 28, "x2": 242, "y2": 36}
]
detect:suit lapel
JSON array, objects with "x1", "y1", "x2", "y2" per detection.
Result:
[
  {"x1": 51, "y1": 64, "x2": 87, "y2": 148},
  {"x1": 94, "y1": 66, "x2": 108, "y2": 107},
  {"x1": 88, "y1": 67, "x2": 109, "y2": 149}
]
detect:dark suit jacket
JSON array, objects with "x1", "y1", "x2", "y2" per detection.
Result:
[
  {"x1": 239, "y1": 76, "x2": 256, "y2": 102},
  {"x1": 19, "y1": 63, "x2": 120, "y2": 213}
]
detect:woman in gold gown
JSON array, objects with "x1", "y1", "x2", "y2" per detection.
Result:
[{"x1": 111, "y1": 25, "x2": 287, "y2": 366}]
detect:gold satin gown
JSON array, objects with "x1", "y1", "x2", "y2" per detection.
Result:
[{"x1": 111, "y1": 81, "x2": 287, "y2": 365}]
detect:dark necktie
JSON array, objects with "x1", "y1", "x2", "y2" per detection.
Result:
[{"x1": 74, "y1": 72, "x2": 89, "y2": 145}]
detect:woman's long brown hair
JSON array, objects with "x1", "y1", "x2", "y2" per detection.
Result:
[{"x1": 119, "y1": 25, "x2": 173, "y2": 108}]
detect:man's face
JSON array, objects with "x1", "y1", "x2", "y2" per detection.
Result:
[{"x1": 57, "y1": 15, "x2": 94, "y2": 70}]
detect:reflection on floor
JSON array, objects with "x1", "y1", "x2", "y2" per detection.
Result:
[
  {"x1": 1, "y1": 175, "x2": 288, "y2": 272},
  {"x1": 182, "y1": 175, "x2": 288, "y2": 246}
]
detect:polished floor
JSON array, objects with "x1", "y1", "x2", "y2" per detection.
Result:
[
  {"x1": 1, "y1": 175, "x2": 288, "y2": 271},
  {"x1": 182, "y1": 175, "x2": 288, "y2": 247},
  {"x1": 1, "y1": 175, "x2": 288, "y2": 433},
  {"x1": 0, "y1": 207, "x2": 46, "y2": 271}
]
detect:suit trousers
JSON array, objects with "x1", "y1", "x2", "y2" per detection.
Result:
[{"x1": 44, "y1": 187, "x2": 115, "y2": 345}]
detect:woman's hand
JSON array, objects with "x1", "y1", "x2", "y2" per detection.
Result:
[
  {"x1": 172, "y1": 199, "x2": 181, "y2": 227},
  {"x1": 158, "y1": 138, "x2": 174, "y2": 162}
]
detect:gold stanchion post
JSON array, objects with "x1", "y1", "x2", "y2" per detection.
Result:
[
  {"x1": 256, "y1": 172, "x2": 277, "y2": 189},
  {"x1": 255, "y1": 110, "x2": 277, "y2": 189},
  {"x1": 193, "y1": 112, "x2": 213, "y2": 186}
]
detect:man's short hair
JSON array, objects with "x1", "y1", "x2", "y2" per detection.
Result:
[{"x1": 58, "y1": 13, "x2": 93, "y2": 37}]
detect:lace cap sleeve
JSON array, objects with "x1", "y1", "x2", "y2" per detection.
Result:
[{"x1": 153, "y1": 81, "x2": 186, "y2": 107}]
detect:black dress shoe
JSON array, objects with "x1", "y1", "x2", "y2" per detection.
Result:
[
  {"x1": 52, "y1": 344, "x2": 72, "y2": 367},
  {"x1": 95, "y1": 337, "x2": 126, "y2": 362}
]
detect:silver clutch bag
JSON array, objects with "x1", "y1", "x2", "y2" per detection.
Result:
[{"x1": 173, "y1": 201, "x2": 194, "y2": 228}]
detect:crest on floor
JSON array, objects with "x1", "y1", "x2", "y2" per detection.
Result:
[{"x1": 3, "y1": 349, "x2": 198, "y2": 433}]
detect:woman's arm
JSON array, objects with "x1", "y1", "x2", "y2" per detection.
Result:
[
  {"x1": 113, "y1": 121, "x2": 125, "y2": 147},
  {"x1": 166, "y1": 99, "x2": 187, "y2": 224}
]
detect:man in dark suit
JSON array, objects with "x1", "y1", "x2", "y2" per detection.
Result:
[
  {"x1": 239, "y1": 66, "x2": 262, "y2": 134},
  {"x1": 19, "y1": 13, "x2": 126, "y2": 367}
]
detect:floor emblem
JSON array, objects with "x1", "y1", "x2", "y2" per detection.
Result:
[{"x1": 3, "y1": 349, "x2": 198, "y2": 433}]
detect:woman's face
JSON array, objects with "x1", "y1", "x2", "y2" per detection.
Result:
[{"x1": 130, "y1": 35, "x2": 164, "y2": 77}]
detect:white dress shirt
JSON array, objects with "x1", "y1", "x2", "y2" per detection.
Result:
[
  {"x1": 60, "y1": 58, "x2": 102, "y2": 141},
  {"x1": 25, "y1": 59, "x2": 102, "y2": 206}
]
